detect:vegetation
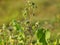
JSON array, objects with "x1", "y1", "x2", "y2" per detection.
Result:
[{"x1": 0, "y1": 0, "x2": 60, "y2": 45}]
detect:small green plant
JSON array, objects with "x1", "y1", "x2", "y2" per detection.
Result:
[{"x1": 36, "y1": 28, "x2": 50, "y2": 45}]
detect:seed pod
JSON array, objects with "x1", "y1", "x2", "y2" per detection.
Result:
[{"x1": 32, "y1": 2, "x2": 35, "y2": 6}]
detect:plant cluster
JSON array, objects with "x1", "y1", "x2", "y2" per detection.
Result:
[{"x1": 0, "y1": 0, "x2": 60, "y2": 45}]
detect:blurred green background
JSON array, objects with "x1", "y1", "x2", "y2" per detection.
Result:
[{"x1": 0, "y1": 0, "x2": 60, "y2": 32}]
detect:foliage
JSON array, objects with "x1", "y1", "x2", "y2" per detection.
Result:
[{"x1": 0, "y1": 0, "x2": 60, "y2": 45}]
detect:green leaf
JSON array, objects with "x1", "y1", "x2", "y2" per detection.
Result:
[
  {"x1": 45, "y1": 29, "x2": 50, "y2": 42},
  {"x1": 39, "y1": 31, "x2": 47, "y2": 45},
  {"x1": 36, "y1": 28, "x2": 50, "y2": 45},
  {"x1": 37, "y1": 28, "x2": 44, "y2": 39},
  {"x1": 12, "y1": 20, "x2": 22, "y2": 31}
]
